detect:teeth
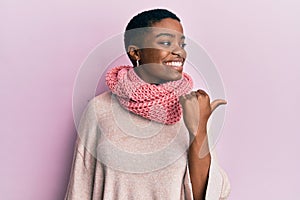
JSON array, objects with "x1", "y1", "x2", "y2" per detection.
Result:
[{"x1": 165, "y1": 61, "x2": 182, "y2": 67}]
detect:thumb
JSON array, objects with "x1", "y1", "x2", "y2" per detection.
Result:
[
  {"x1": 179, "y1": 95, "x2": 187, "y2": 104},
  {"x1": 210, "y1": 99, "x2": 227, "y2": 112}
]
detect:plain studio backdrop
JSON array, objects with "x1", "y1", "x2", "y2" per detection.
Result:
[{"x1": 1, "y1": 0, "x2": 299, "y2": 199}]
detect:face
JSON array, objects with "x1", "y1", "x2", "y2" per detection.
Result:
[{"x1": 130, "y1": 18, "x2": 187, "y2": 84}]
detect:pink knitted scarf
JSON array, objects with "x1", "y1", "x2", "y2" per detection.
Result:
[{"x1": 106, "y1": 66, "x2": 193, "y2": 125}]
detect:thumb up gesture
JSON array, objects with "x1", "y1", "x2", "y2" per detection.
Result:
[{"x1": 179, "y1": 89, "x2": 227, "y2": 136}]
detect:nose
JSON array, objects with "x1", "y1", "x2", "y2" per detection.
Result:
[{"x1": 172, "y1": 44, "x2": 186, "y2": 58}]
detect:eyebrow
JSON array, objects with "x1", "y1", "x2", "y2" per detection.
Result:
[{"x1": 155, "y1": 33, "x2": 185, "y2": 39}]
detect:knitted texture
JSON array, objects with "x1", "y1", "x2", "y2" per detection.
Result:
[{"x1": 106, "y1": 66, "x2": 193, "y2": 124}]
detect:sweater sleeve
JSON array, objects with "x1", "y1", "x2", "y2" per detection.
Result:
[
  {"x1": 65, "y1": 98, "x2": 104, "y2": 200},
  {"x1": 204, "y1": 150, "x2": 231, "y2": 200},
  {"x1": 183, "y1": 149, "x2": 231, "y2": 200}
]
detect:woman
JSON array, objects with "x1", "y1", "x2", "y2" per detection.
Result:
[{"x1": 65, "y1": 9, "x2": 230, "y2": 200}]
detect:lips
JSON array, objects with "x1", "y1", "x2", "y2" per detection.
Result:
[
  {"x1": 164, "y1": 61, "x2": 183, "y2": 67},
  {"x1": 163, "y1": 59, "x2": 184, "y2": 72}
]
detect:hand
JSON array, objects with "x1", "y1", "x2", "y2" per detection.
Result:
[
  {"x1": 196, "y1": 89, "x2": 227, "y2": 125},
  {"x1": 180, "y1": 89, "x2": 227, "y2": 136},
  {"x1": 179, "y1": 91, "x2": 200, "y2": 135}
]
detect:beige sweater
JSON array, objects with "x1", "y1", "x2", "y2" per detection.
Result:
[{"x1": 65, "y1": 92, "x2": 230, "y2": 200}]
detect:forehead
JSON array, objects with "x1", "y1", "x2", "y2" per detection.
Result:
[
  {"x1": 143, "y1": 18, "x2": 185, "y2": 40},
  {"x1": 125, "y1": 18, "x2": 184, "y2": 48},
  {"x1": 151, "y1": 18, "x2": 184, "y2": 34}
]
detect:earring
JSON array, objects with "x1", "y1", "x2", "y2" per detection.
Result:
[{"x1": 136, "y1": 60, "x2": 139, "y2": 67}]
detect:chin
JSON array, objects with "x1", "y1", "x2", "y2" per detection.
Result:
[{"x1": 167, "y1": 74, "x2": 183, "y2": 82}]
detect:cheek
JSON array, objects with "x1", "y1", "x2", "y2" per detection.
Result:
[
  {"x1": 142, "y1": 49, "x2": 170, "y2": 62},
  {"x1": 159, "y1": 50, "x2": 171, "y2": 60},
  {"x1": 150, "y1": 49, "x2": 170, "y2": 62}
]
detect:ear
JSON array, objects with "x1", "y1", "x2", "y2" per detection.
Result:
[{"x1": 127, "y1": 45, "x2": 141, "y2": 61}]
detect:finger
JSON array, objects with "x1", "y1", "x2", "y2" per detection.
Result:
[
  {"x1": 210, "y1": 99, "x2": 227, "y2": 112},
  {"x1": 185, "y1": 93, "x2": 193, "y2": 99},
  {"x1": 196, "y1": 89, "x2": 208, "y2": 96},
  {"x1": 179, "y1": 95, "x2": 187, "y2": 104},
  {"x1": 190, "y1": 91, "x2": 197, "y2": 96},
  {"x1": 196, "y1": 90, "x2": 209, "y2": 100}
]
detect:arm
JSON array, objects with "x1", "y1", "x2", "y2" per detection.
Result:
[
  {"x1": 188, "y1": 122, "x2": 211, "y2": 200},
  {"x1": 65, "y1": 99, "x2": 102, "y2": 200},
  {"x1": 65, "y1": 138, "x2": 97, "y2": 200},
  {"x1": 180, "y1": 90, "x2": 226, "y2": 200}
]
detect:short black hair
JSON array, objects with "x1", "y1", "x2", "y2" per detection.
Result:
[{"x1": 124, "y1": 8, "x2": 181, "y2": 51}]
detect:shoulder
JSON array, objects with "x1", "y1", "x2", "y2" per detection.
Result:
[
  {"x1": 92, "y1": 91, "x2": 113, "y2": 105},
  {"x1": 84, "y1": 91, "x2": 113, "y2": 118}
]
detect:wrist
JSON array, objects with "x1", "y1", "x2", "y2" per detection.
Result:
[
  {"x1": 190, "y1": 133, "x2": 211, "y2": 159},
  {"x1": 196, "y1": 123, "x2": 207, "y2": 136},
  {"x1": 190, "y1": 128, "x2": 206, "y2": 145}
]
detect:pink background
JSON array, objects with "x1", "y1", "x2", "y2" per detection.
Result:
[{"x1": 1, "y1": 0, "x2": 299, "y2": 199}]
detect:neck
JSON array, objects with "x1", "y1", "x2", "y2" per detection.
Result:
[{"x1": 133, "y1": 67, "x2": 165, "y2": 85}]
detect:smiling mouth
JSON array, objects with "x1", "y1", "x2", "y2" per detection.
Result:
[{"x1": 164, "y1": 61, "x2": 183, "y2": 67}]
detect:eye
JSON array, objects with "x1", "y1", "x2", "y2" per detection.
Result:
[
  {"x1": 180, "y1": 43, "x2": 187, "y2": 48},
  {"x1": 159, "y1": 41, "x2": 171, "y2": 46}
]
